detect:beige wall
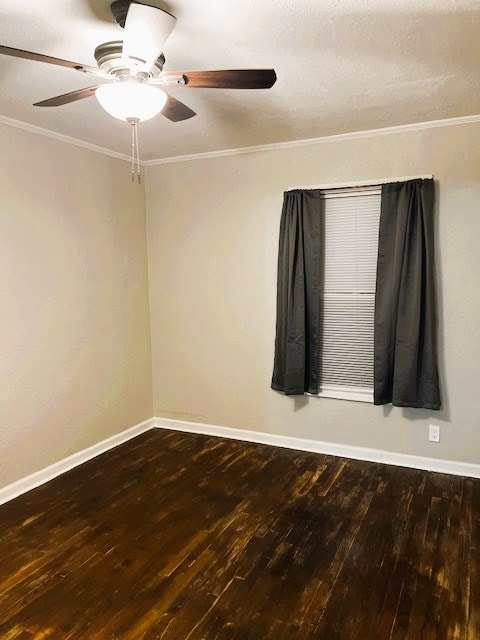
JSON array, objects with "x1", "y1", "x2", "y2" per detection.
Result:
[
  {"x1": 0, "y1": 124, "x2": 153, "y2": 488},
  {"x1": 145, "y1": 121, "x2": 480, "y2": 465},
  {"x1": 1, "y1": 119, "x2": 478, "y2": 490}
]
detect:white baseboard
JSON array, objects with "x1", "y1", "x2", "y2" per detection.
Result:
[
  {"x1": 2, "y1": 415, "x2": 478, "y2": 508},
  {"x1": 0, "y1": 418, "x2": 155, "y2": 506},
  {"x1": 154, "y1": 417, "x2": 480, "y2": 479}
]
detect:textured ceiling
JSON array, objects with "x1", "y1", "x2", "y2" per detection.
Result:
[{"x1": 0, "y1": 0, "x2": 479, "y2": 160}]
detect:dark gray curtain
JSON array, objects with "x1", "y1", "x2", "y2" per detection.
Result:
[
  {"x1": 374, "y1": 178, "x2": 440, "y2": 409},
  {"x1": 271, "y1": 190, "x2": 321, "y2": 395}
]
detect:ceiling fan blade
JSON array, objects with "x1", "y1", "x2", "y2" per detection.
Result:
[
  {"x1": 122, "y1": 3, "x2": 176, "y2": 71},
  {"x1": 34, "y1": 86, "x2": 99, "y2": 107},
  {"x1": 161, "y1": 94, "x2": 196, "y2": 122},
  {"x1": 160, "y1": 69, "x2": 277, "y2": 89},
  {"x1": 0, "y1": 44, "x2": 101, "y2": 75}
]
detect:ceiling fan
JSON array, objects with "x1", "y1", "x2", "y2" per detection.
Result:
[{"x1": 0, "y1": 0, "x2": 277, "y2": 180}]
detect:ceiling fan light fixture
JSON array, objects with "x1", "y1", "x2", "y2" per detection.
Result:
[{"x1": 95, "y1": 81, "x2": 167, "y2": 122}]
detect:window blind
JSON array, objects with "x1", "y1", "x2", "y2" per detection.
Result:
[{"x1": 317, "y1": 189, "x2": 381, "y2": 401}]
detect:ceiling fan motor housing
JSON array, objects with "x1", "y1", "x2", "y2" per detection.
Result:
[
  {"x1": 94, "y1": 41, "x2": 165, "y2": 75},
  {"x1": 111, "y1": 0, "x2": 133, "y2": 28},
  {"x1": 111, "y1": 0, "x2": 172, "y2": 28}
]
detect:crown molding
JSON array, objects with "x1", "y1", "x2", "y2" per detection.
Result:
[
  {"x1": 1, "y1": 112, "x2": 479, "y2": 168},
  {"x1": 143, "y1": 113, "x2": 480, "y2": 166},
  {"x1": 0, "y1": 113, "x2": 131, "y2": 163}
]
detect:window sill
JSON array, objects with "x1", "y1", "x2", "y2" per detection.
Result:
[{"x1": 307, "y1": 386, "x2": 373, "y2": 403}]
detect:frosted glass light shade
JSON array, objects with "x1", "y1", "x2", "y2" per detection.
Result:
[{"x1": 95, "y1": 82, "x2": 168, "y2": 122}]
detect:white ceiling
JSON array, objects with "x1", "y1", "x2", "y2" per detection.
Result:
[{"x1": 1, "y1": 0, "x2": 479, "y2": 160}]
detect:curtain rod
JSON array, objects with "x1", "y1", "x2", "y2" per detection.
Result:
[{"x1": 286, "y1": 174, "x2": 434, "y2": 192}]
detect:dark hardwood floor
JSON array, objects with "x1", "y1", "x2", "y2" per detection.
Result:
[{"x1": 0, "y1": 429, "x2": 478, "y2": 639}]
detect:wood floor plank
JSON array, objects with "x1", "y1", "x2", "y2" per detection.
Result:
[{"x1": 0, "y1": 429, "x2": 478, "y2": 639}]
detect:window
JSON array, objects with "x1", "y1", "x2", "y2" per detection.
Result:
[{"x1": 315, "y1": 188, "x2": 381, "y2": 402}]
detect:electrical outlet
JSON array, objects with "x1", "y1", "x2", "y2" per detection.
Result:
[{"x1": 429, "y1": 424, "x2": 440, "y2": 443}]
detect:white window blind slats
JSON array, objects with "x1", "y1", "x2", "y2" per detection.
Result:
[{"x1": 318, "y1": 191, "x2": 381, "y2": 397}]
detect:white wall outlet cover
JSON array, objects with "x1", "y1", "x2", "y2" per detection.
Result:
[{"x1": 429, "y1": 424, "x2": 441, "y2": 443}]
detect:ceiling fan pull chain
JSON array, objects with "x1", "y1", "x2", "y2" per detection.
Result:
[
  {"x1": 135, "y1": 122, "x2": 141, "y2": 184},
  {"x1": 128, "y1": 119, "x2": 141, "y2": 184},
  {"x1": 130, "y1": 121, "x2": 136, "y2": 182}
]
